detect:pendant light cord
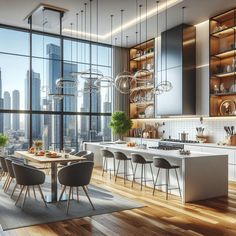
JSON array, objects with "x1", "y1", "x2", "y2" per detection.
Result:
[
  {"x1": 70, "y1": 23, "x2": 73, "y2": 74},
  {"x1": 110, "y1": 15, "x2": 113, "y2": 78},
  {"x1": 156, "y1": 1, "x2": 160, "y2": 84},
  {"x1": 165, "y1": 0, "x2": 167, "y2": 84}
]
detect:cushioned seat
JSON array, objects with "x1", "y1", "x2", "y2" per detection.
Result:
[
  {"x1": 12, "y1": 162, "x2": 47, "y2": 209},
  {"x1": 58, "y1": 161, "x2": 94, "y2": 214}
]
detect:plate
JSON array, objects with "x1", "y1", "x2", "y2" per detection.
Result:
[
  {"x1": 46, "y1": 154, "x2": 61, "y2": 158},
  {"x1": 145, "y1": 105, "x2": 154, "y2": 118},
  {"x1": 219, "y1": 99, "x2": 236, "y2": 115}
]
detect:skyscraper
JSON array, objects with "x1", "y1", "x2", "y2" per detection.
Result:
[
  {"x1": 3, "y1": 91, "x2": 11, "y2": 131},
  {"x1": 0, "y1": 69, "x2": 3, "y2": 133},
  {"x1": 25, "y1": 70, "x2": 41, "y2": 139},
  {"x1": 12, "y1": 90, "x2": 20, "y2": 131}
]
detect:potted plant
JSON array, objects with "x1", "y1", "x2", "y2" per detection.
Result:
[
  {"x1": 110, "y1": 111, "x2": 133, "y2": 143},
  {"x1": 138, "y1": 112, "x2": 145, "y2": 119},
  {"x1": 0, "y1": 134, "x2": 8, "y2": 155}
]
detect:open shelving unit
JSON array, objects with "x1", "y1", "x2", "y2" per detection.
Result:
[
  {"x1": 129, "y1": 39, "x2": 155, "y2": 119},
  {"x1": 210, "y1": 8, "x2": 236, "y2": 116}
]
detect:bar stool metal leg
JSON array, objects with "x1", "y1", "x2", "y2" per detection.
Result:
[
  {"x1": 132, "y1": 163, "x2": 138, "y2": 187},
  {"x1": 153, "y1": 168, "x2": 160, "y2": 195},
  {"x1": 102, "y1": 157, "x2": 106, "y2": 176},
  {"x1": 113, "y1": 158, "x2": 116, "y2": 176},
  {"x1": 166, "y1": 169, "x2": 169, "y2": 200},
  {"x1": 141, "y1": 164, "x2": 143, "y2": 191},
  {"x1": 115, "y1": 160, "x2": 120, "y2": 182}
]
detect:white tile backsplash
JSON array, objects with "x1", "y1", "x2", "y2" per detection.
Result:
[{"x1": 135, "y1": 118, "x2": 236, "y2": 143}]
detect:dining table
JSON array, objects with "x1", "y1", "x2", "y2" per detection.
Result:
[{"x1": 14, "y1": 151, "x2": 85, "y2": 203}]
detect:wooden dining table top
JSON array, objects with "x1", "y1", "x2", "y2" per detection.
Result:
[{"x1": 14, "y1": 151, "x2": 86, "y2": 164}]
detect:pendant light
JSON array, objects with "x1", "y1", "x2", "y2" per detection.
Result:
[
  {"x1": 56, "y1": 22, "x2": 78, "y2": 89},
  {"x1": 80, "y1": 0, "x2": 103, "y2": 81},
  {"x1": 156, "y1": 0, "x2": 172, "y2": 92},
  {"x1": 115, "y1": 9, "x2": 134, "y2": 94},
  {"x1": 94, "y1": 14, "x2": 114, "y2": 88},
  {"x1": 152, "y1": 1, "x2": 163, "y2": 95},
  {"x1": 134, "y1": 1, "x2": 151, "y2": 82},
  {"x1": 78, "y1": 1, "x2": 99, "y2": 95},
  {"x1": 41, "y1": 10, "x2": 49, "y2": 93}
]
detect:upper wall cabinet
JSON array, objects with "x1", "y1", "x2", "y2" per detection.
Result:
[
  {"x1": 210, "y1": 8, "x2": 236, "y2": 116},
  {"x1": 156, "y1": 24, "x2": 196, "y2": 116}
]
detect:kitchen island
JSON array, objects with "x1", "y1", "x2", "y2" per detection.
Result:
[{"x1": 84, "y1": 142, "x2": 228, "y2": 203}]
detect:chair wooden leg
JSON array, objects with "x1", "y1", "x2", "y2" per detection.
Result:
[
  {"x1": 38, "y1": 185, "x2": 48, "y2": 208},
  {"x1": 15, "y1": 186, "x2": 25, "y2": 206},
  {"x1": 82, "y1": 186, "x2": 95, "y2": 210},
  {"x1": 33, "y1": 186, "x2": 37, "y2": 200},
  {"x1": 11, "y1": 183, "x2": 18, "y2": 198},
  {"x1": 58, "y1": 185, "x2": 66, "y2": 206},
  {"x1": 66, "y1": 187, "x2": 72, "y2": 215},
  {"x1": 22, "y1": 186, "x2": 28, "y2": 210},
  {"x1": 3, "y1": 175, "x2": 10, "y2": 190},
  {"x1": 76, "y1": 187, "x2": 79, "y2": 202},
  {"x1": 5, "y1": 177, "x2": 13, "y2": 193},
  {"x1": 153, "y1": 168, "x2": 160, "y2": 196}
]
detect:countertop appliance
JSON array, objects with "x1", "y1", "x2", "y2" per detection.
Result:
[
  {"x1": 162, "y1": 138, "x2": 199, "y2": 144},
  {"x1": 149, "y1": 141, "x2": 184, "y2": 150}
]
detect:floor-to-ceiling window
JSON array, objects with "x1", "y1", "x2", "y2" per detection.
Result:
[{"x1": 0, "y1": 25, "x2": 112, "y2": 154}]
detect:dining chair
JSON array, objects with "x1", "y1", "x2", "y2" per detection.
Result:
[
  {"x1": 12, "y1": 162, "x2": 47, "y2": 209},
  {"x1": 58, "y1": 161, "x2": 94, "y2": 214},
  {"x1": 75, "y1": 150, "x2": 94, "y2": 162}
]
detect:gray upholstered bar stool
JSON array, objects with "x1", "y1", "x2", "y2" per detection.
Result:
[
  {"x1": 100, "y1": 149, "x2": 115, "y2": 179},
  {"x1": 114, "y1": 151, "x2": 133, "y2": 184},
  {"x1": 153, "y1": 158, "x2": 181, "y2": 200},
  {"x1": 131, "y1": 153, "x2": 154, "y2": 190}
]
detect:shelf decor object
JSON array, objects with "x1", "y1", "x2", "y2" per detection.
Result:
[
  {"x1": 115, "y1": 9, "x2": 134, "y2": 94},
  {"x1": 210, "y1": 7, "x2": 236, "y2": 116}
]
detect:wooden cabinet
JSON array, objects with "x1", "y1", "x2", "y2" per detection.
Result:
[
  {"x1": 129, "y1": 39, "x2": 155, "y2": 119},
  {"x1": 210, "y1": 8, "x2": 236, "y2": 116},
  {"x1": 156, "y1": 24, "x2": 196, "y2": 116}
]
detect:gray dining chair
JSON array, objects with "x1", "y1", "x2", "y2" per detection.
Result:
[
  {"x1": 75, "y1": 150, "x2": 94, "y2": 162},
  {"x1": 58, "y1": 161, "x2": 94, "y2": 215},
  {"x1": 12, "y1": 162, "x2": 47, "y2": 209},
  {"x1": 0, "y1": 156, "x2": 8, "y2": 189}
]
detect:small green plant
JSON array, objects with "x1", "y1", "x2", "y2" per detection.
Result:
[
  {"x1": 0, "y1": 134, "x2": 8, "y2": 147},
  {"x1": 110, "y1": 111, "x2": 133, "y2": 139}
]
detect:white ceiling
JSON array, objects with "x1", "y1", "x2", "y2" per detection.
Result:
[{"x1": 0, "y1": 0, "x2": 235, "y2": 47}]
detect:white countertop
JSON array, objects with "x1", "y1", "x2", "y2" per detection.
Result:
[{"x1": 85, "y1": 142, "x2": 227, "y2": 159}]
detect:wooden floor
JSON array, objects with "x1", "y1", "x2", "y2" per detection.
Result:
[{"x1": 2, "y1": 167, "x2": 236, "y2": 236}]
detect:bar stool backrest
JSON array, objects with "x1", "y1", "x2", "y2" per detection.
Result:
[
  {"x1": 100, "y1": 149, "x2": 114, "y2": 158},
  {"x1": 114, "y1": 151, "x2": 128, "y2": 160},
  {"x1": 0, "y1": 156, "x2": 8, "y2": 173},
  {"x1": 131, "y1": 153, "x2": 146, "y2": 164},
  {"x1": 153, "y1": 158, "x2": 171, "y2": 169}
]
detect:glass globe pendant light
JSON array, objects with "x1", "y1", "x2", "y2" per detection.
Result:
[
  {"x1": 134, "y1": 2, "x2": 151, "y2": 83},
  {"x1": 80, "y1": 0, "x2": 103, "y2": 83},
  {"x1": 156, "y1": 0, "x2": 172, "y2": 92},
  {"x1": 115, "y1": 9, "x2": 134, "y2": 94}
]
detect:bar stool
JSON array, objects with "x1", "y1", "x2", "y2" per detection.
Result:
[
  {"x1": 100, "y1": 149, "x2": 115, "y2": 179},
  {"x1": 153, "y1": 158, "x2": 181, "y2": 200},
  {"x1": 114, "y1": 151, "x2": 133, "y2": 184},
  {"x1": 131, "y1": 153, "x2": 154, "y2": 190}
]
